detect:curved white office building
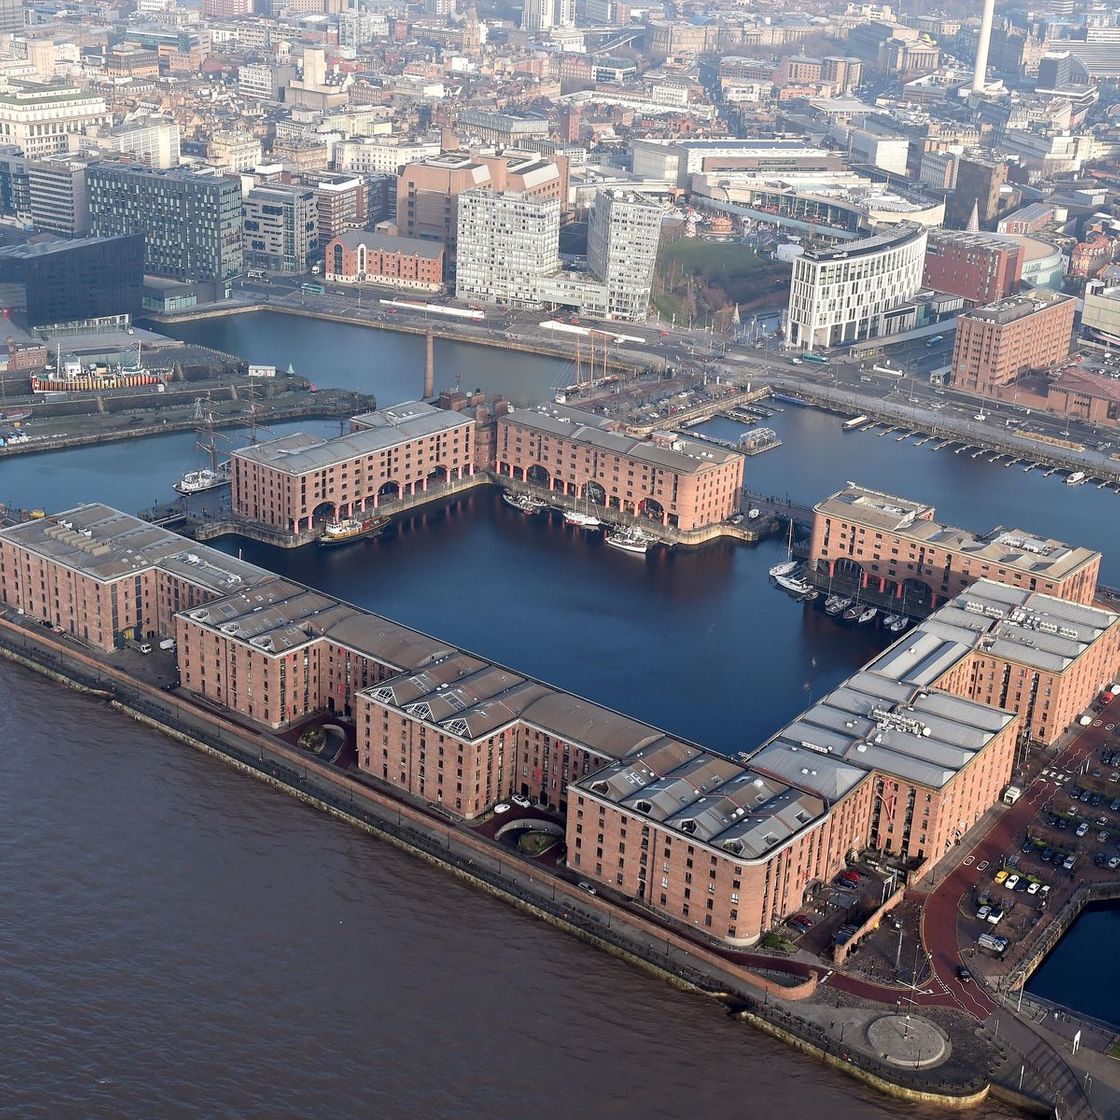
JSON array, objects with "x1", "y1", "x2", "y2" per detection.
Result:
[{"x1": 785, "y1": 223, "x2": 927, "y2": 352}]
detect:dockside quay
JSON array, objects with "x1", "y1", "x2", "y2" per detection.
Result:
[{"x1": 3, "y1": 501, "x2": 1119, "y2": 948}]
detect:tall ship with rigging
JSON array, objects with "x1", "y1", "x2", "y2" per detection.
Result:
[{"x1": 174, "y1": 409, "x2": 232, "y2": 495}]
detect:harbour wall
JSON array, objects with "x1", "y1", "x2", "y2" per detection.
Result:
[{"x1": 0, "y1": 616, "x2": 1013, "y2": 1111}]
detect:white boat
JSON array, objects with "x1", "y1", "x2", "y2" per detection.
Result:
[
  {"x1": 769, "y1": 519, "x2": 797, "y2": 578},
  {"x1": 174, "y1": 410, "x2": 232, "y2": 495},
  {"x1": 825, "y1": 596, "x2": 852, "y2": 617},
  {"x1": 887, "y1": 615, "x2": 909, "y2": 632},
  {"x1": 769, "y1": 560, "x2": 799, "y2": 578},
  {"x1": 1066, "y1": 471, "x2": 1086, "y2": 486},
  {"x1": 605, "y1": 527, "x2": 652, "y2": 554},
  {"x1": 857, "y1": 607, "x2": 878, "y2": 625},
  {"x1": 747, "y1": 508, "x2": 762, "y2": 520},
  {"x1": 773, "y1": 571, "x2": 810, "y2": 595},
  {"x1": 174, "y1": 462, "x2": 231, "y2": 495},
  {"x1": 564, "y1": 509, "x2": 602, "y2": 529}
]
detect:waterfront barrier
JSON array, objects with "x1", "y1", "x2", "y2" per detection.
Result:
[{"x1": 0, "y1": 618, "x2": 1071, "y2": 1116}]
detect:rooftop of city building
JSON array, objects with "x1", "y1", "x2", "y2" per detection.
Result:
[
  {"x1": 234, "y1": 401, "x2": 471, "y2": 474},
  {"x1": 503, "y1": 404, "x2": 740, "y2": 473},
  {"x1": 815, "y1": 483, "x2": 1099, "y2": 581},
  {"x1": 0, "y1": 504, "x2": 268, "y2": 592},
  {"x1": 959, "y1": 290, "x2": 1074, "y2": 326}
]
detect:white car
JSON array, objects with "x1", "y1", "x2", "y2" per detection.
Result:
[
  {"x1": 511, "y1": 794, "x2": 531, "y2": 808},
  {"x1": 1076, "y1": 822, "x2": 1089, "y2": 837},
  {"x1": 493, "y1": 803, "x2": 511, "y2": 814},
  {"x1": 1026, "y1": 881, "x2": 1041, "y2": 895},
  {"x1": 1004, "y1": 874, "x2": 1019, "y2": 890},
  {"x1": 977, "y1": 905, "x2": 991, "y2": 921},
  {"x1": 1109, "y1": 857, "x2": 1120, "y2": 870}
]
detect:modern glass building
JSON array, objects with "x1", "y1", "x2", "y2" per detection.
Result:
[
  {"x1": 0, "y1": 234, "x2": 145, "y2": 327},
  {"x1": 87, "y1": 164, "x2": 242, "y2": 290}
]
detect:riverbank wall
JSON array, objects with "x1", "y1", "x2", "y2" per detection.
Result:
[
  {"x1": 153, "y1": 302, "x2": 660, "y2": 374},
  {"x1": 0, "y1": 615, "x2": 1012, "y2": 1111}
]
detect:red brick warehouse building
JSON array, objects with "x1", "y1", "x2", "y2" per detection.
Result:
[
  {"x1": 496, "y1": 404, "x2": 744, "y2": 531},
  {"x1": 809, "y1": 483, "x2": 1100, "y2": 614},
  {"x1": 324, "y1": 231, "x2": 445, "y2": 293}
]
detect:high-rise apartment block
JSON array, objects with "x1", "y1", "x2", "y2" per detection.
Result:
[
  {"x1": 455, "y1": 190, "x2": 561, "y2": 309},
  {"x1": 945, "y1": 157, "x2": 1008, "y2": 230},
  {"x1": 87, "y1": 164, "x2": 243, "y2": 287},
  {"x1": 586, "y1": 190, "x2": 662, "y2": 321},
  {"x1": 950, "y1": 291, "x2": 1076, "y2": 395},
  {"x1": 243, "y1": 185, "x2": 317, "y2": 274},
  {"x1": 455, "y1": 187, "x2": 661, "y2": 321},
  {"x1": 922, "y1": 229, "x2": 1023, "y2": 305}
]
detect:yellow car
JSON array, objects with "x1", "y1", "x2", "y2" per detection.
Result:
[{"x1": 993, "y1": 869, "x2": 1009, "y2": 885}]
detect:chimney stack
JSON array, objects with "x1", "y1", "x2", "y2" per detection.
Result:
[
  {"x1": 972, "y1": 0, "x2": 996, "y2": 93},
  {"x1": 423, "y1": 328, "x2": 435, "y2": 399}
]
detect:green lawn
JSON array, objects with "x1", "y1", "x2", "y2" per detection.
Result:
[{"x1": 652, "y1": 236, "x2": 788, "y2": 325}]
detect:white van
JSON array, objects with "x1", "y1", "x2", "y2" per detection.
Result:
[{"x1": 1002, "y1": 786, "x2": 1022, "y2": 805}]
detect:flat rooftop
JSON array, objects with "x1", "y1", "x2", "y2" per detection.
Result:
[
  {"x1": 234, "y1": 401, "x2": 472, "y2": 475},
  {"x1": 0, "y1": 504, "x2": 270, "y2": 593},
  {"x1": 816, "y1": 483, "x2": 1099, "y2": 582},
  {"x1": 961, "y1": 291, "x2": 1073, "y2": 326},
  {"x1": 504, "y1": 405, "x2": 740, "y2": 473}
]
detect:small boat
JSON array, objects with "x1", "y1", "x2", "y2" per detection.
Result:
[
  {"x1": 174, "y1": 462, "x2": 231, "y2": 495},
  {"x1": 564, "y1": 508, "x2": 602, "y2": 530},
  {"x1": 770, "y1": 519, "x2": 797, "y2": 578},
  {"x1": 1066, "y1": 471, "x2": 1086, "y2": 486},
  {"x1": 857, "y1": 607, "x2": 878, "y2": 624},
  {"x1": 882, "y1": 613, "x2": 900, "y2": 629},
  {"x1": 502, "y1": 490, "x2": 547, "y2": 514},
  {"x1": 825, "y1": 596, "x2": 852, "y2": 617},
  {"x1": 769, "y1": 560, "x2": 799, "y2": 578},
  {"x1": 605, "y1": 527, "x2": 651, "y2": 555},
  {"x1": 319, "y1": 514, "x2": 390, "y2": 547},
  {"x1": 888, "y1": 615, "x2": 909, "y2": 632},
  {"x1": 747, "y1": 508, "x2": 762, "y2": 520},
  {"x1": 774, "y1": 570, "x2": 810, "y2": 595},
  {"x1": 800, "y1": 588, "x2": 820, "y2": 603},
  {"x1": 842, "y1": 604, "x2": 862, "y2": 622}
]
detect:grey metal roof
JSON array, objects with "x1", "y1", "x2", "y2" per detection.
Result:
[{"x1": 234, "y1": 402, "x2": 472, "y2": 475}]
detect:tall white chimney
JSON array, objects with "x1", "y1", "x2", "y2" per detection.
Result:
[{"x1": 972, "y1": 0, "x2": 996, "y2": 93}]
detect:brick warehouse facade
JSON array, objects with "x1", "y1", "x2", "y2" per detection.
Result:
[
  {"x1": 324, "y1": 231, "x2": 445, "y2": 292},
  {"x1": 4, "y1": 510, "x2": 1118, "y2": 948},
  {"x1": 231, "y1": 401, "x2": 475, "y2": 533},
  {"x1": 950, "y1": 291, "x2": 1076, "y2": 396},
  {"x1": 496, "y1": 404, "x2": 744, "y2": 531},
  {"x1": 809, "y1": 483, "x2": 1100, "y2": 613}
]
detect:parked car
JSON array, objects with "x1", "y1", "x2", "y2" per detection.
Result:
[
  {"x1": 1109, "y1": 857, "x2": 1120, "y2": 870},
  {"x1": 1076, "y1": 822, "x2": 1090, "y2": 838},
  {"x1": 957, "y1": 965, "x2": 973, "y2": 982},
  {"x1": 492, "y1": 802, "x2": 511, "y2": 814},
  {"x1": 1099, "y1": 831, "x2": 1110, "y2": 843},
  {"x1": 1041, "y1": 847, "x2": 1055, "y2": 862},
  {"x1": 577, "y1": 880, "x2": 597, "y2": 895},
  {"x1": 1110, "y1": 799, "x2": 1120, "y2": 812},
  {"x1": 511, "y1": 794, "x2": 531, "y2": 808},
  {"x1": 986, "y1": 908, "x2": 1005, "y2": 925},
  {"x1": 977, "y1": 905, "x2": 992, "y2": 921},
  {"x1": 994, "y1": 869, "x2": 1009, "y2": 885},
  {"x1": 1027, "y1": 881, "x2": 1041, "y2": 895},
  {"x1": 1063, "y1": 855, "x2": 1077, "y2": 871},
  {"x1": 1004, "y1": 873, "x2": 1020, "y2": 890}
]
